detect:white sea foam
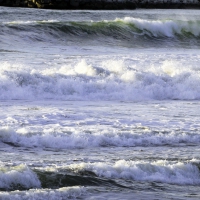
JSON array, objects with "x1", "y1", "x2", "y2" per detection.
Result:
[
  {"x1": 0, "y1": 55, "x2": 200, "y2": 101},
  {"x1": 68, "y1": 160, "x2": 200, "y2": 185},
  {"x1": 1, "y1": 125, "x2": 200, "y2": 149},
  {"x1": 120, "y1": 17, "x2": 200, "y2": 37},
  {"x1": 0, "y1": 186, "x2": 85, "y2": 200},
  {"x1": 0, "y1": 164, "x2": 41, "y2": 189},
  {"x1": 3, "y1": 20, "x2": 59, "y2": 25}
]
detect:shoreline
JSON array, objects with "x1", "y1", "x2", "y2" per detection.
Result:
[{"x1": 1, "y1": 0, "x2": 200, "y2": 9}]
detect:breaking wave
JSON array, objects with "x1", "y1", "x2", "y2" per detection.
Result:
[
  {"x1": 1, "y1": 18, "x2": 200, "y2": 47},
  {"x1": 0, "y1": 58, "x2": 200, "y2": 101},
  {"x1": 1, "y1": 160, "x2": 200, "y2": 193},
  {"x1": 1, "y1": 126, "x2": 200, "y2": 149},
  {"x1": 38, "y1": 160, "x2": 200, "y2": 185},
  {"x1": 0, "y1": 164, "x2": 41, "y2": 191}
]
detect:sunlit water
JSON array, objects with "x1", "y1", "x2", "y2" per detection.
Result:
[{"x1": 1, "y1": 7, "x2": 200, "y2": 199}]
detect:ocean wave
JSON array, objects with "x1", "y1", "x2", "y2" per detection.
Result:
[
  {"x1": 0, "y1": 58, "x2": 200, "y2": 101},
  {"x1": 2, "y1": 18, "x2": 200, "y2": 40},
  {"x1": 0, "y1": 164, "x2": 41, "y2": 190},
  {"x1": 2, "y1": 17, "x2": 200, "y2": 37},
  {"x1": 1, "y1": 126, "x2": 200, "y2": 149},
  {"x1": 70, "y1": 160, "x2": 200, "y2": 185},
  {"x1": 41, "y1": 160, "x2": 200, "y2": 185},
  {"x1": 121, "y1": 17, "x2": 200, "y2": 37},
  {"x1": 1, "y1": 159, "x2": 199, "y2": 194}
]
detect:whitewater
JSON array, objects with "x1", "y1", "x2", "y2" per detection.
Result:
[{"x1": 0, "y1": 7, "x2": 200, "y2": 200}]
